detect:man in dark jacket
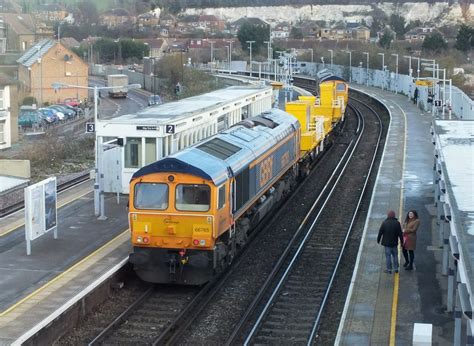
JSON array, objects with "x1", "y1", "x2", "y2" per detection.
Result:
[{"x1": 377, "y1": 210, "x2": 403, "y2": 274}]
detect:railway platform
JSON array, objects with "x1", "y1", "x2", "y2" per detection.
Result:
[
  {"x1": 0, "y1": 183, "x2": 130, "y2": 345},
  {"x1": 337, "y1": 86, "x2": 453, "y2": 344}
]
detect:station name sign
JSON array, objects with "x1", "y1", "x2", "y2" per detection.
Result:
[{"x1": 136, "y1": 125, "x2": 159, "y2": 131}]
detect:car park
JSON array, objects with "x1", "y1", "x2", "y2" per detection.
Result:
[{"x1": 148, "y1": 95, "x2": 163, "y2": 106}]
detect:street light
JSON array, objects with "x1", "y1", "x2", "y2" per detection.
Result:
[
  {"x1": 391, "y1": 53, "x2": 399, "y2": 94},
  {"x1": 403, "y1": 55, "x2": 412, "y2": 77},
  {"x1": 345, "y1": 50, "x2": 352, "y2": 83},
  {"x1": 209, "y1": 40, "x2": 215, "y2": 71},
  {"x1": 225, "y1": 40, "x2": 233, "y2": 69},
  {"x1": 226, "y1": 45, "x2": 230, "y2": 70},
  {"x1": 328, "y1": 49, "x2": 334, "y2": 70},
  {"x1": 246, "y1": 40, "x2": 255, "y2": 72},
  {"x1": 52, "y1": 81, "x2": 141, "y2": 220},
  {"x1": 412, "y1": 56, "x2": 421, "y2": 78},
  {"x1": 378, "y1": 53, "x2": 385, "y2": 90},
  {"x1": 264, "y1": 41, "x2": 271, "y2": 61},
  {"x1": 363, "y1": 52, "x2": 369, "y2": 86},
  {"x1": 37, "y1": 46, "x2": 43, "y2": 106}
]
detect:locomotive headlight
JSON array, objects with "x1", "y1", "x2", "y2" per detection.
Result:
[
  {"x1": 168, "y1": 175, "x2": 175, "y2": 182},
  {"x1": 137, "y1": 236, "x2": 143, "y2": 243}
]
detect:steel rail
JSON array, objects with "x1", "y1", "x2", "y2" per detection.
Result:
[
  {"x1": 306, "y1": 99, "x2": 383, "y2": 344},
  {"x1": 0, "y1": 172, "x2": 91, "y2": 218},
  {"x1": 241, "y1": 104, "x2": 365, "y2": 345},
  {"x1": 224, "y1": 103, "x2": 363, "y2": 346}
]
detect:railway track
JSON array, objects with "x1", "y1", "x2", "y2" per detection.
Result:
[
  {"x1": 224, "y1": 99, "x2": 383, "y2": 345},
  {"x1": 0, "y1": 172, "x2": 91, "y2": 218}
]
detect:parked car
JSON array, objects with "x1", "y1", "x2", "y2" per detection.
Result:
[
  {"x1": 63, "y1": 98, "x2": 81, "y2": 107},
  {"x1": 49, "y1": 105, "x2": 74, "y2": 120},
  {"x1": 148, "y1": 95, "x2": 163, "y2": 106},
  {"x1": 38, "y1": 108, "x2": 57, "y2": 124},
  {"x1": 61, "y1": 104, "x2": 81, "y2": 116},
  {"x1": 19, "y1": 106, "x2": 41, "y2": 128},
  {"x1": 47, "y1": 107, "x2": 65, "y2": 121}
]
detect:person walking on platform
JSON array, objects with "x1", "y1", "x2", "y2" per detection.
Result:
[
  {"x1": 413, "y1": 87, "x2": 419, "y2": 105},
  {"x1": 402, "y1": 210, "x2": 420, "y2": 271},
  {"x1": 377, "y1": 210, "x2": 403, "y2": 274}
]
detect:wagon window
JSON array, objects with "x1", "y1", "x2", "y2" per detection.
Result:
[
  {"x1": 134, "y1": 183, "x2": 168, "y2": 210},
  {"x1": 176, "y1": 184, "x2": 210, "y2": 212}
]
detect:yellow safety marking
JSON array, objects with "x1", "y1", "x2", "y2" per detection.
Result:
[
  {"x1": 0, "y1": 188, "x2": 92, "y2": 237},
  {"x1": 0, "y1": 229, "x2": 129, "y2": 317},
  {"x1": 390, "y1": 99, "x2": 408, "y2": 346}
]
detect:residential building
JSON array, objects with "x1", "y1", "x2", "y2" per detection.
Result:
[
  {"x1": 352, "y1": 26, "x2": 370, "y2": 41},
  {"x1": 139, "y1": 38, "x2": 168, "y2": 58},
  {"x1": 34, "y1": 4, "x2": 68, "y2": 22},
  {"x1": 404, "y1": 27, "x2": 444, "y2": 41},
  {"x1": 2, "y1": 13, "x2": 36, "y2": 52},
  {"x1": 230, "y1": 17, "x2": 269, "y2": 35},
  {"x1": 17, "y1": 39, "x2": 88, "y2": 105},
  {"x1": 138, "y1": 12, "x2": 159, "y2": 28},
  {"x1": 198, "y1": 15, "x2": 225, "y2": 32},
  {"x1": 0, "y1": 16, "x2": 6, "y2": 53},
  {"x1": 60, "y1": 37, "x2": 80, "y2": 50},
  {"x1": 160, "y1": 14, "x2": 177, "y2": 27},
  {"x1": 100, "y1": 8, "x2": 136, "y2": 28},
  {"x1": 0, "y1": 74, "x2": 18, "y2": 150},
  {"x1": 272, "y1": 21, "x2": 291, "y2": 39}
]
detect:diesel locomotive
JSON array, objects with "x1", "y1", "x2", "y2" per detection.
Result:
[{"x1": 129, "y1": 73, "x2": 349, "y2": 284}]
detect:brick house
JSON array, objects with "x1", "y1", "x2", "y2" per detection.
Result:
[
  {"x1": 2, "y1": 13, "x2": 36, "y2": 52},
  {"x1": 352, "y1": 26, "x2": 370, "y2": 41},
  {"x1": 137, "y1": 12, "x2": 159, "y2": 28},
  {"x1": 34, "y1": 4, "x2": 68, "y2": 22},
  {"x1": 404, "y1": 27, "x2": 444, "y2": 42},
  {"x1": 198, "y1": 15, "x2": 225, "y2": 32},
  {"x1": 272, "y1": 21, "x2": 291, "y2": 39},
  {"x1": 139, "y1": 38, "x2": 168, "y2": 58},
  {"x1": 17, "y1": 39, "x2": 88, "y2": 105},
  {"x1": 0, "y1": 74, "x2": 18, "y2": 150},
  {"x1": 100, "y1": 8, "x2": 136, "y2": 28}
]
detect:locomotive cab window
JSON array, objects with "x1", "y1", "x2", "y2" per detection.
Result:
[
  {"x1": 134, "y1": 183, "x2": 168, "y2": 210},
  {"x1": 218, "y1": 185, "x2": 226, "y2": 209},
  {"x1": 176, "y1": 184, "x2": 210, "y2": 212}
]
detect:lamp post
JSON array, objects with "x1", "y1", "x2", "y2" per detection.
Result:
[
  {"x1": 411, "y1": 56, "x2": 421, "y2": 78},
  {"x1": 225, "y1": 40, "x2": 233, "y2": 69},
  {"x1": 391, "y1": 53, "x2": 399, "y2": 94},
  {"x1": 363, "y1": 52, "x2": 369, "y2": 86},
  {"x1": 378, "y1": 53, "x2": 385, "y2": 90},
  {"x1": 246, "y1": 40, "x2": 255, "y2": 73},
  {"x1": 52, "y1": 81, "x2": 141, "y2": 219},
  {"x1": 264, "y1": 41, "x2": 271, "y2": 61},
  {"x1": 37, "y1": 46, "x2": 43, "y2": 106},
  {"x1": 403, "y1": 55, "x2": 412, "y2": 77},
  {"x1": 345, "y1": 50, "x2": 352, "y2": 83},
  {"x1": 209, "y1": 40, "x2": 215, "y2": 71},
  {"x1": 328, "y1": 49, "x2": 334, "y2": 70},
  {"x1": 226, "y1": 45, "x2": 230, "y2": 70}
]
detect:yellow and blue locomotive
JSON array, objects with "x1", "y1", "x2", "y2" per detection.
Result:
[
  {"x1": 129, "y1": 73, "x2": 349, "y2": 285},
  {"x1": 129, "y1": 109, "x2": 300, "y2": 284}
]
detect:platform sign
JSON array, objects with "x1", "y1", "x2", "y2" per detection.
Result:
[
  {"x1": 24, "y1": 177, "x2": 58, "y2": 255},
  {"x1": 86, "y1": 122, "x2": 95, "y2": 133},
  {"x1": 165, "y1": 125, "x2": 175, "y2": 134}
]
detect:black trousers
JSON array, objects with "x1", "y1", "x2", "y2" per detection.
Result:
[{"x1": 402, "y1": 248, "x2": 415, "y2": 265}]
